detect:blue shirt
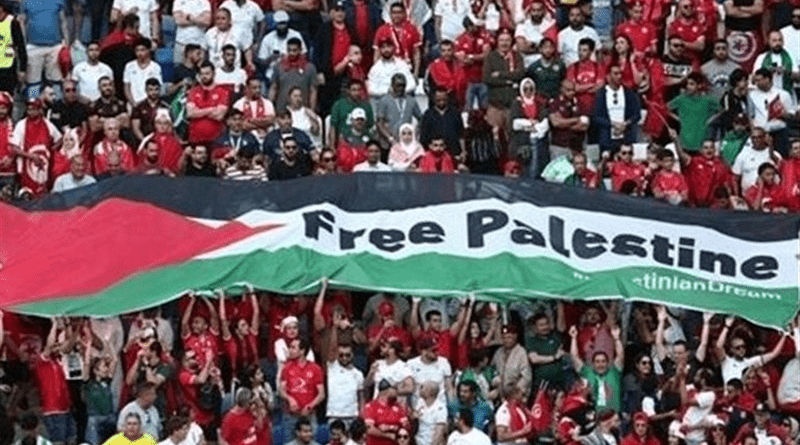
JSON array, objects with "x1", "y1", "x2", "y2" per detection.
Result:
[
  {"x1": 22, "y1": 0, "x2": 65, "y2": 46},
  {"x1": 448, "y1": 399, "x2": 494, "y2": 433}
]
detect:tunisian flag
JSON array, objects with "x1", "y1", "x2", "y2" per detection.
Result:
[{"x1": 530, "y1": 382, "x2": 553, "y2": 435}]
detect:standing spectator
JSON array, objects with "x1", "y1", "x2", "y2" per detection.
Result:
[
  {"x1": 131, "y1": 78, "x2": 169, "y2": 143},
  {"x1": 447, "y1": 381, "x2": 493, "y2": 434},
  {"x1": 363, "y1": 379, "x2": 410, "y2": 445},
  {"x1": 111, "y1": 0, "x2": 159, "y2": 43},
  {"x1": 124, "y1": 340, "x2": 173, "y2": 419},
  {"x1": 181, "y1": 293, "x2": 221, "y2": 368},
  {"x1": 719, "y1": 70, "x2": 749, "y2": 133},
  {"x1": 52, "y1": 155, "x2": 95, "y2": 193},
  {"x1": 220, "y1": 388, "x2": 262, "y2": 445},
  {"x1": 527, "y1": 38, "x2": 564, "y2": 100},
  {"x1": 158, "y1": 416, "x2": 192, "y2": 445},
  {"x1": 168, "y1": 44, "x2": 203, "y2": 99},
  {"x1": 754, "y1": 30, "x2": 798, "y2": 94},
  {"x1": 748, "y1": 68, "x2": 794, "y2": 156},
  {"x1": 0, "y1": 1, "x2": 26, "y2": 95},
  {"x1": 781, "y1": 7, "x2": 800, "y2": 98},
  {"x1": 71, "y1": 42, "x2": 113, "y2": 104},
  {"x1": 668, "y1": 73, "x2": 721, "y2": 152},
  {"x1": 100, "y1": 14, "x2": 142, "y2": 103},
  {"x1": 491, "y1": 325, "x2": 532, "y2": 398},
  {"x1": 375, "y1": 73, "x2": 421, "y2": 148},
  {"x1": 508, "y1": 78, "x2": 549, "y2": 177},
  {"x1": 702, "y1": 40, "x2": 740, "y2": 100},
  {"x1": 12, "y1": 98, "x2": 63, "y2": 198},
  {"x1": 614, "y1": 1, "x2": 657, "y2": 55},
  {"x1": 172, "y1": 0, "x2": 213, "y2": 65},
  {"x1": 419, "y1": 89, "x2": 465, "y2": 160},
  {"x1": 233, "y1": 77, "x2": 276, "y2": 142},
  {"x1": 434, "y1": 0, "x2": 471, "y2": 44},
  {"x1": 412, "y1": 381, "x2": 448, "y2": 445},
  {"x1": 651, "y1": 148, "x2": 689, "y2": 205},
  {"x1": 219, "y1": 291, "x2": 259, "y2": 379},
  {"x1": 219, "y1": 0, "x2": 265, "y2": 49},
  {"x1": 367, "y1": 338, "x2": 414, "y2": 396},
  {"x1": 108, "y1": 413, "x2": 158, "y2": 444},
  {"x1": 270, "y1": 37, "x2": 319, "y2": 112},
  {"x1": 515, "y1": 0, "x2": 558, "y2": 67},
  {"x1": 454, "y1": 18, "x2": 493, "y2": 110},
  {"x1": 257, "y1": 11, "x2": 307, "y2": 82},
  {"x1": 287, "y1": 87, "x2": 323, "y2": 149},
  {"x1": 287, "y1": 418, "x2": 321, "y2": 445},
  {"x1": 668, "y1": 0, "x2": 708, "y2": 64},
  {"x1": 314, "y1": 1, "x2": 354, "y2": 115},
  {"x1": 447, "y1": 409, "x2": 492, "y2": 445},
  {"x1": 732, "y1": 127, "x2": 782, "y2": 192},
  {"x1": 566, "y1": 38, "x2": 603, "y2": 115},
  {"x1": 82, "y1": 347, "x2": 117, "y2": 445},
  {"x1": 568, "y1": 323, "x2": 624, "y2": 411},
  {"x1": 597, "y1": 145, "x2": 646, "y2": 194},
  {"x1": 19, "y1": 0, "x2": 69, "y2": 99},
  {"x1": 215, "y1": 45, "x2": 249, "y2": 94},
  {"x1": 593, "y1": 65, "x2": 641, "y2": 156},
  {"x1": 526, "y1": 313, "x2": 567, "y2": 390},
  {"x1": 714, "y1": 316, "x2": 787, "y2": 384},
  {"x1": 34, "y1": 321, "x2": 75, "y2": 445},
  {"x1": 407, "y1": 336, "x2": 453, "y2": 404},
  {"x1": 661, "y1": 37, "x2": 697, "y2": 102},
  {"x1": 325, "y1": 334, "x2": 365, "y2": 427},
  {"x1": 373, "y1": 2, "x2": 422, "y2": 77},
  {"x1": 675, "y1": 137, "x2": 735, "y2": 207},
  {"x1": 366, "y1": 39, "x2": 416, "y2": 100},
  {"x1": 548, "y1": 79, "x2": 589, "y2": 160},
  {"x1": 723, "y1": 0, "x2": 764, "y2": 71},
  {"x1": 495, "y1": 384, "x2": 533, "y2": 445},
  {"x1": 279, "y1": 338, "x2": 325, "y2": 441},
  {"x1": 483, "y1": 28, "x2": 525, "y2": 128},
  {"x1": 178, "y1": 348, "x2": 223, "y2": 441},
  {"x1": 93, "y1": 118, "x2": 135, "y2": 175},
  {"x1": 118, "y1": 383, "x2": 161, "y2": 439},
  {"x1": 204, "y1": 7, "x2": 254, "y2": 73},
  {"x1": 427, "y1": 40, "x2": 467, "y2": 108},
  {"x1": 557, "y1": 7, "x2": 599, "y2": 66},
  {"x1": 187, "y1": 62, "x2": 231, "y2": 146}
]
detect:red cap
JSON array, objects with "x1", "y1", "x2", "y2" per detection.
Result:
[
  {"x1": 557, "y1": 418, "x2": 578, "y2": 440},
  {"x1": 633, "y1": 412, "x2": 649, "y2": 424},
  {"x1": 501, "y1": 324, "x2": 518, "y2": 335},
  {"x1": 504, "y1": 160, "x2": 522, "y2": 175},
  {"x1": 0, "y1": 92, "x2": 12, "y2": 108},
  {"x1": 378, "y1": 301, "x2": 395, "y2": 317},
  {"x1": 378, "y1": 37, "x2": 395, "y2": 47},
  {"x1": 418, "y1": 335, "x2": 437, "y2": 350}
]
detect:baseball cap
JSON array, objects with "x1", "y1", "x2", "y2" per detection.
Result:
[
  {"x1": 755, "y1": 402, "x2": 770, "y2": 414},
  {"x1": 332, "y1": 0, "x2": 345, "y2": 9},
  {"x1": 350, "y1": 107, "x2": 367, "y2": 120},
  {"x1": 274, "y1": 10, "x2": 290, "y2": 23},
  {"x1": 501, "y1": 324, "x2": 518, "y2": 335}
]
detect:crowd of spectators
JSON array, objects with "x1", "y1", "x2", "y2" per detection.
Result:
[{"x1": 2, "y1": 283, "x2": 800, "y2": 445}]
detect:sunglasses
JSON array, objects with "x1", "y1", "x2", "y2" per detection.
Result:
[
  {"x1": 398, "y1": 435, "x2": 409, "y2": 439},
  {"x1": 620, "y1": 151, "x2": 633, "y2": 155},
  {"x1": 322, "y1": 157, "x2": 335, "y2": 162},
  {"x1": 64, "y1": 88, "x2": 76, "y2": 92},
  {"x1": 640, "y1": 360, "x2": 651, "y2": 365},
  {"x1": 732, "y1": 344, "x2": 746, "y2": 350}
]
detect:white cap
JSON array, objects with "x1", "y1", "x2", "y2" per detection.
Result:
[
  {"x1": 274, "y1": 10, "x2": 289, "y2": 23},
  {"x1": 350, "y1": 107, "x2": 367, "y2": 120}
]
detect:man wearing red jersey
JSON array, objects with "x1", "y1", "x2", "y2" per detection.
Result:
[
  {"x1": 219, "y1": 290, "x2": 259, "y2": 379},
  {"x1": 181, "y1": 293, "x2": 221, "y2": 368},
  {"x1": 676, "y1": 137, "x2": 736, "y2": 207},
  {"x1": 454, "y1": 18, "x2": 494, "y2": 110},
  {"x1": 11, "y1": 98, "x2": 63, "y2": 199},
  {"x1": 373, "y1": 2, "x2": 422, "y2": 76},
  {"x1": 598, "y1": 145, "x2": 646, "y2": 194},
  {"x1": 187, "y1": 61, "x2": 231, "y2": 146},
  {"x1": 363, "y1": 379, "x2": 410, "y2": 445},
  {"x1": 566, "y1": 38, "x2": 603, "y2": 115},
  {"x1": 410, "y1": 297, "x2": 466, "y2": 364},
  {"x1": 280, "y1": 338, "x2": 325, "y2": 441},
  {"x1": 220, "y1": 388, "x2": 268, "y2": 445},
  {"x1": 652, "y1": 148, "x2": 689, "y2": 205},
  {"x1": 178, "y1": 347, "x2": 222, "y2": 439},
  {"x1": 615, "y1": 1, "x2": 658, "y2": 55},
  {"x1": 93, "y1": 118, "x2": 135, "y2": 175},
  {"x1": 668, "y1": 0, "x2": 708, "y2": 63},
  {"x1": 428, "y1": 40, "x2": 467, "y2": 107},
  {"x1": 744, "y1": 162, "x2": 790, "y2": 212},
  {"x1": 621, "y1": 413, "x2": 662, "y2": 445},
  {"x1": 34, "y1": 319, "x2": 76, "y2": 445},
  {"x1": 367, "y1": 301, "x2": 413, "y2": 358}
]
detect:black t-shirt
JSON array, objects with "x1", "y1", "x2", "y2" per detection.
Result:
[
  {"x1": 172, "y1": 64, "x2": 197, "y2": 86},
  {"x1": 92, "y1": 96, "x2": 127, "y2": 119},
  {"x1": 268, "y1": 155, "x2": 312, "y2": 180},
  {"x1": 184, "y1": 162, "x2": 217, "y2": 177},
  {"x1": 49, "y1": 100, "x2": 90, "y2": 130}
]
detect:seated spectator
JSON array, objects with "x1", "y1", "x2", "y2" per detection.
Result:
[
  {"x1": 743, "y1": 163, "x2": 791, "y2": 212},
  {"x1": 51, "y1": 129, "x2": 85, "y2": 182},
  {"x1": 11, "y1": 98, "x2": 63, "y2": 198},
  {"x1": 262, "y1": 110, "x2": 314, "y2": 165},
  {"x1": 180, "y1": 145, "x2": 218, "y2": 177},
  {"x1": 314, "y1": 148, "x2": 338, "y2": 175},
  {"x1": 732, "y1": 403, "x2": 790, "y2": 444},
  {"x1": 269, "y1": 136, "x2": 313, "y2": 180},
  {"x1": 159, "y1": 416, "x2": 192, "y2": 445},
  {"x1": 269, "y1": 37, "x2": 319, "y2": 112},
  {"x1": 220, "y1": 388, "x2": 266, "y2": 445},
  {"x1": 448, "y1": 408, "x2": 492, "y2": 445},
  {"x1": 215, "y1": 44, "x2": 248, "y2": 95},
  {"x1": 52, "y1": 156, "x2": 96, "y2": 193},
  {"x1": 131, "y1": 78, "x2": 170, "y2": 144},
  {"x1": 419, "y1": 137, "x2": 458, "y2": 173},
  {"x1": 413, "y1": 381, "x2": 448, "y2": 445},
  {"x1": 93, "y1": 119, "x2": 135, "y2": 175},
  {"x1": 137, "y1": 111, "x2": 183, "y2": 175},
  {"x1": 287, "y1": 417, "x2": 320, "y2": 445},
  {"x1": 353, "y1": 140, "x2": 391, "y2": 172},
  {"x1": 233, "y1": 77, "x2": 275, "y2": 142},
  {"x1": 123, "y1": 39, "x2": 163, "y2": 108},
  {"x1": 49, "y1": 80, "x2": 90, "y2": 133},
  {"x1": 597, "y1": 146, "x2": 646, "y2": 194},
  {"x1": 223, "y1": 144, "x2": 267, "y2": 181},
  {"x1": 363, "y1": 379, "x2": 411, "y2": 444},
  {"x1": 118, "y1": 383, "x2": 161, "y2": 439},
  {"x1": 95, "y1": 151, "x2": 128, "y2": 181},
  {"x1": 367, "y1": 38, "x2": 416, "y2": 100},
  {"x1": 336, "y1": 108, "x2": 377, "y2": 173},
  {"x1": 214, "y1": 109, "x2": 261, "y2": 168},
  {"x1": 110, "y1": 412, "x2": 157, "y2": 444},
  {"x1": 135, "y1": 140, "x2": 177, "y2": 176},
  {"x1": 563, "y1": 152, "x2": 598, "y2": 188},
  {"x1": 388, "y1": 123, "x2": 424, "y2": 171},
  {"x1": 651, "y1": 149, "x2": 689, "y2": 205},
  {"x1": 204, "y1": 7, "x2": 253, "y2": 73},
  {"x1": 329, "y1": 80, "x2": 374, "y2": 148},
  {"x1": 187, "y1": 62, "x2": 231, "y2": 147}
]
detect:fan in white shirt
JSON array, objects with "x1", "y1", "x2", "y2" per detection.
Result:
[
  {"x1": 123, "y1": 40, "x2": 163, "y2": 106},
  {"x1": 557, "y1": 7, "x2": 599, "y2": 66},
  {"x1": 367, "y1": 40, "x2": 416, "y2": 99},
  {"x1": 205, "y1": 8, "x2": 254, "y2": 71},
  {"x1": 447, "y1": 408, "x2": 493, "y2": 445},
  {"x1": 219, "y1": 0, "x2": 265, "y2": 48},
  {"x1": 111, "y1": 0, "x2": 160, "y2": 40},
  {"x1": 748, "y1": 69, "x2": 795, "y2": 132},
  {"x1": 354, "y1": 141, "x2": 393, "y2": 172},
  {"x1": 257, "y1": 11, "x2": 307, "y2": 80},
  {"x1": 71, "y1": 42, "x2": 114, "y2": 103},
  {"x1": 715, "y1": 315, "x2": 787, "y2": 386},
  {"x1": 215, "y1": 45, "x2": 249, "y2": 94},
  {"x1": 158, "y1": 416, "x2": 204, "y2": 445}
]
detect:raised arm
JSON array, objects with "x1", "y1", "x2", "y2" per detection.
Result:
[
  {"x1": 449, "y1": 297, "x2": 469, "y2": 337},
  {"x1": 181, "y1": 292, "x2": 197, "y2": 339},
  {"x1": 219, "y1": 291, "x2": 231, "y2": 341},
  {"x1": 612, "y1": 325, "x2": 624, "y2": 370},
  {"x1": 655, "y1": 305, "x2": 668, "y2": 362},
  {"x1": 249, "y1": 289, "x2": 259, "y2": 336},
  {"x1": 313, "y1": 278, "x2": 329, "y2": 333},
  {"x1": 695, "y1": 312, "x2": 712, "y2": 363},
  {"x1": 410, "y1": 297, "x2": 422, "y2": 338},
  {"x1": 203, "y1": 296, "x2": 220, "y2": 334},
  {"x1": 760, "y1": 332, "x2": 788, "y2": 366},
  {"x1": 569, "y1": 325, "x2": 585, "y2": 371},
  {"x1": 457, "y1": 296, "x2": 475, "y2": 344},
  {"x1": 715, "y1": 315, "x2": 734, "y2": 363}
]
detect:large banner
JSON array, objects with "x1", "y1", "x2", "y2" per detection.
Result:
[{"x1": 2, "y1": 174, "x2": 799, "y2": 328}]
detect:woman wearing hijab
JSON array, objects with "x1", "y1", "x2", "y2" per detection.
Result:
[
  {"x1": 388, "y1": 123, "x2": 425, "y2": 171},
  {"x1": 509, "y1": 78, "x2": 549, "y2": 178},
  {"x1": 137, "y1": 110, "x2": 183, "y2": 175}
]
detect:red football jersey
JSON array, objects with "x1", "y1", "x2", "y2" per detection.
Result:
[
  {"x1": 363, "y1": 398, "x2": 409, "y2": 445},
  {"x1": 280, "y1": 359, "x2": 324, "y2": 410}
]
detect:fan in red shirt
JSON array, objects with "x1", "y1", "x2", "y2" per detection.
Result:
[
  {"x1": 363, "y1": 379, "x2": 410, "y2": 445},
  {"x1": 279, "y1": 338, "x2": 325, "y2": 422},
  {"x1": 11, "y1": 99, "x2": 63, "y2": 198},
  {"x1": 187, "y1": 62, "x2": 231, "y2": 146},
  {"x1": 454, "y1": 19, "x2": 494, "y2": 90},
  {"x1": 335, "y1": 108, "x2": 371, "y2": 172},
  {"x1": 621, "y1": 413, "x2": 661, "y2": 445},
  {"x1": 667, "y1": 0, "x2": 708, "y2": 64},
  {"x1": 93, "y1": 118, "x2": 135, "y2": 175},
  {"x1": 418, "y1": 137, "x2": 458, "y2": 173},
  {"x1": 373, "y1": 2, "x2": 422, "y2": 75},
  {"x1": 220, "y1": 387, "x2": 268, "y2": 445},
  {"x1": 428, "y1": 40, "x2": 467, "y2": 108},
  {"x1": 220, "y1": 289, "x2": 259, "y2": 379},
  {"x1": 598, "y1": 145, "x2": 646, "y2": 194},
  {"x1": 566, "y1": 39, "x2": 604, "y2": 115},
  {"x1": 178, "y1": 347, "x2": 222, "y2": 433},
  {"x1": 0, "y1": 93, "x2": 16, "y2": 188},
  {"x1": 744, "y1": 163, "x2": 790, "y2": 212},
  {"x1": 673, "y1": 136, "x2": 735, "y2": 207},
  {"x1": 181, "y1": 293, "x2": 221, "y2": 368},
  {"x1": 615, "y1": 1, "x2": 658, "y2": 55},
  {"x1": 410, "y1": 297, "x2": 465, "y2": 363},
  {"x1": 651, "y1": 149, "x2": 689, "y2": 205},
  {"x1": 138, "y1": 110, "x2": 184, "y2": 174},
  {"x1": 366, "y1": 301, "x2": 413, "y2": 358},
  {"x1": 778, "y1": 139, "x2": 800, "y2": 211}
]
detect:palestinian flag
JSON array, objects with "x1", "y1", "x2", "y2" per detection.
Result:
[{"x1": 2, "y1": 174, "x2": 799, "y2": 329}]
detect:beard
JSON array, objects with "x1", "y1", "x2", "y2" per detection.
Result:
[
  {"x1": 387, "y1": 395, "x2": 398, "y2": 404},
  {"x1": 277, "y1": 28, "x2": 289, "y2": 38}
]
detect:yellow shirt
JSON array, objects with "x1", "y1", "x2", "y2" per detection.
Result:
[{"x1": 102, "y1": 433, "x2": 158, "y2": 445}]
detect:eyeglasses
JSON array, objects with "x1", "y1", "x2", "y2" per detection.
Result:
[
  {"x1": 640, "y1": 360, "x2": 651, "y2": 365},
  {"x1": 64, "y1": 88, "x2": 76, "y2": 92},
  {"x1": 284, "y1": 145, "x2": 297, "y2": 149},
  {"x1": 398, "y1": 435, "x2": 409, "y2": 439},
  {"x1": 620, "y1": 151, "x2": 633, "y2": 156},
  {"x1": 322, "y1": 157, "x2": 335, "y2": 162}
]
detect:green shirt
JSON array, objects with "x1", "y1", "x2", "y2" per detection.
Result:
[
  {"x1": 329, "y1": 98, "x2": 374, "y2": 134},
  {"x1": 668, "y1": 93, "x2": 720, "y2": 151},
  {"x1": 719, "y1": 130, "x2": 748, "y2": 166},
  {"x1": 580, "y1": 364, "x2": 622, "y2": 411},
  {"x1": 84, "y1": 379, "x2": 114, "y2": 416},
  {"x1": 526, "y1": 333, "x2": 565, "y2": 385}
]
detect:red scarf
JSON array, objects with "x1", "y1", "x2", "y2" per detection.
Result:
[
  {"x1": 19, "y1": 116, "x2": 53, "y2": 196},
  {"x1": 242, "y1": 97, "x2": 266, "y2": 120},
  {"x1": 419, "y1": 150, "x2": 455, "y2": 173},
  {"x1": 281, "y1": 54, "x2": 309, "y2": 71},
  {"x1": 152, "y1": 132, "x2": 184, "y2": 173},
  {"x1": 501, "y1": 49, "x2": 517, "y2": 72},
  {"x1": 521, "y1": 97, "x2": 538, "y2": 120}
]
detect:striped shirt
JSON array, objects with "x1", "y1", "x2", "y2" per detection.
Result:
[{"x1": 223, "y1": 165, "x2": 267, "y2": 181}]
